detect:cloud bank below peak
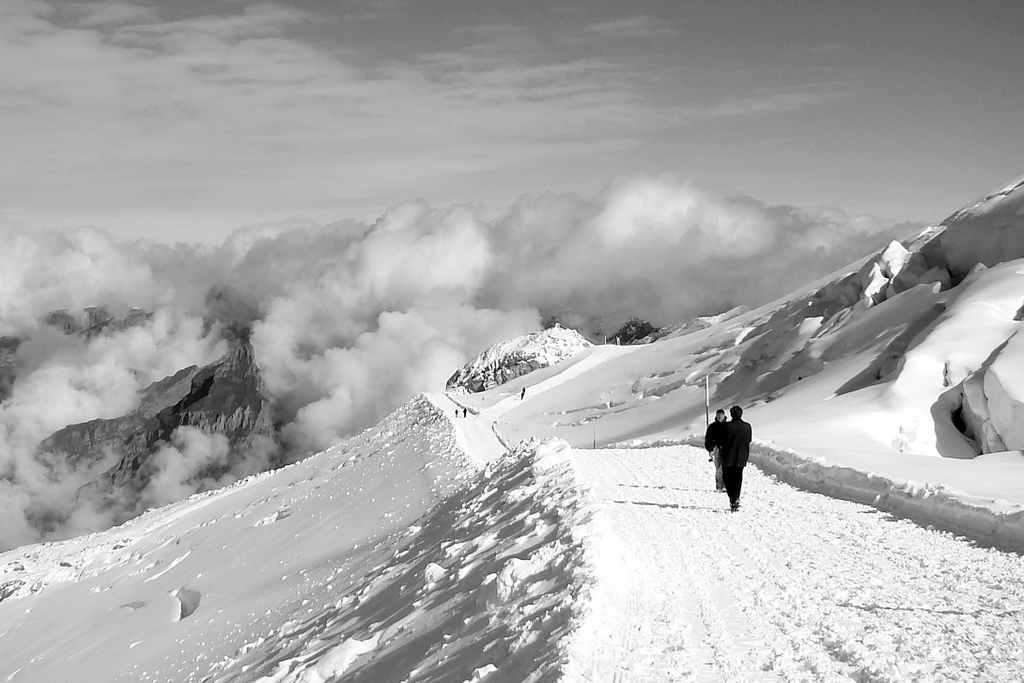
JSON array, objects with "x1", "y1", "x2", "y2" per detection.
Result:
[{"x1": 0, "y1": 175, "x2": 915, "y2": 548}]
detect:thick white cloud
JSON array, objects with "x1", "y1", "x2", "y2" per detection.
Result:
[{"x1": 481, "y1": 176, "x2": 906, "y2": 330}]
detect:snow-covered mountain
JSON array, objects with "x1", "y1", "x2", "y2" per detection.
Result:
[
  {"x1": 446, "y1": 325, "x2": 592, "y2": 393},
  {"x1": 5, "y1": 176, "x2": 1024, "y2": 680}
]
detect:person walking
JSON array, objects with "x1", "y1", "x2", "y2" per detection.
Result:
[
  {"x1": 719, "y1": 405, "x2": 752, "y2": 512},
  {"x1": 703, "y1": 408, "x2": 728, "y2": 492}
]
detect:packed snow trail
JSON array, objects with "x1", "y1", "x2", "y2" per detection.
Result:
[
  {"x1": 429, "y1": 393, "x2": 508, "y2": 462},
  {"x1": 571, "y1": 445, "x2": 1024, "y2": 682}
]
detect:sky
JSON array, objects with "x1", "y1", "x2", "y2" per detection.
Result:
[{"x1": 1, "y1": 0, "x2": 1022, "y2": 243}]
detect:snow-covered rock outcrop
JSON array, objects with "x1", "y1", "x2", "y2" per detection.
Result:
[
  {"x1": 856, "y1": 238, "x2": 952, "y2": 306},
  {"x1": 446, "y1": 325, "x2": 592, "y2": 392},
  {"x1": 922, "y1": 175, "x2": 1024, "y2": 280},
  {"x1": 960, "y1": 327, "x2": 1024, "y2": 454}
]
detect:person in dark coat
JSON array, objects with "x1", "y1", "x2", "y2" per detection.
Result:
[
  {"x1": 719, "y1": 405, "x2": 752, "y2": 512},
  {"x1": 703, "y1": 409, "x2": 728, "y2": 492}
]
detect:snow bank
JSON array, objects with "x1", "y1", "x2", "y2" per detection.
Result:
[
  {"x1": 982, "y1": 330, "x2": 1024, "y2": 451},
  {"x1": 746, "y1": 439, "x2": 1024, "y2": 554},
  {"x1": 627, "y1": 434, "x2": 1024, "y2": 553}
]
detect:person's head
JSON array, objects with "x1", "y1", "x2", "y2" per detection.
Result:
[
  {"x1": 730, "y1": 405, "x2": 743, "y2": 420},
  {"x1": 714, "y1": 409, "x2": 726, "y2": 423}
]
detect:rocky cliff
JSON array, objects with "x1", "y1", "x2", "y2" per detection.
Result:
[
  {"x1": 42, "y1": 343, "x2": 275, "y2": 493},
  {"x1": 0, "y1": 336, "x2": 18, "y2": 403},
  {"x1": 610, "y1": 318, "x2": 660, "y2": 345},
  {"x1": 446, "y1": 325, "x2": 593, "y2": 393}
]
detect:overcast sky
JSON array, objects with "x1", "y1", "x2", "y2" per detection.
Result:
[{"x1": 2, "y1": 0, "x2": 1022, "y2": 243}]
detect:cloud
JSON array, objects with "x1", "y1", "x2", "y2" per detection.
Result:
[
  {"x1": 0, "y1": 1, "x2": 857, "y2": 243},
  {"x1": 575, "y1": 15, "x2": 678, "y2": 41},
  {"x1": 0, "y1": 175, "x2": 914, "y2": 550},
  {"x1": 68, "y1": 1, "x2": 160, "y2": 28},
  {"x1": 139, "y1": 427, "x2": 276, "y2": 509},
  {"x1": 480, "y1": 176, "x2": 908, "y2": 329}
]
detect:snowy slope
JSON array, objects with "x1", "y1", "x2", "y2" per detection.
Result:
[
  {"x1": 436, "y1": 230, "x2": 1024, "y2": 555},
  {"x1": 0, "y1": 396, "x2": 620, "y2": 682},
  {"x1": 925, "y1": 174, "x2": 1024, "y2": 279}
]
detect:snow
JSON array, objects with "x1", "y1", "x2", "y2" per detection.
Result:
[
  {"x1": 0, "y1": 395, "x2": 480, "y2": 682},
  {"x1": 0, "y1": 396, "x2": 622, "y2": 682},
  {"x1": 982, "y1": 329, "x2": 1024, "y2": 450},
  {"x1": 575, "y1": 446, "x2": 1024, "y2": 681},
  {"x1": 7, "y1": 218, "x2": 1024, "y2": 679},
  {"x1": 925, "y1": 175, "x2": 1024, "y2": 278}
]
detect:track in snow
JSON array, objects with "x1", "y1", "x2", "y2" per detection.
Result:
[{"x1": 574, "y1": 446, "x2": 1024, "y2": 683}]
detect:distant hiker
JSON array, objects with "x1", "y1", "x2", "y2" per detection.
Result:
[
  {"x1": 463, "y1": 407, "x2": 468, "y2": 418},
  {"x1": 719, "y1": 405, "x2": 752, "y2": 512},
  {"x1": 520, "y1": 387, "x2": 526, "y2": 400},
  {"x1": 703, "y1": 408, "x2": 728, "y2": 492}
]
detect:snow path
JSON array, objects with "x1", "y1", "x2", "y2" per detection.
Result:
[
  {"x1": 573, "y1": 446, "x2": 1024, "y2": 682},
  {"x1": 427, "y1": 392, "x2": 508, "y2": 463}
]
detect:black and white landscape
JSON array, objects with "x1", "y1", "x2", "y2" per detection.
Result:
[{"x1": 2, "y1": 1, "x2": 1024, "y2": 681}]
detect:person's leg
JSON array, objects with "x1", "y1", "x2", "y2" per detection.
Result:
[
  {"x1": 722, "y1": 466, "x2": 741, "y2": 510},
  {"x1": 713, "y1": 448, "x2": 724, "y2": 491}
]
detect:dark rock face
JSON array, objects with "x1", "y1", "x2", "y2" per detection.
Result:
[
  {"x1": 41, "y1": 344, "x2": 275, "y2": 492},
  {"x1": 611, "y1": 318, "x2": 660, "y2": 345},
  {"x1": 42, "y1": 306, "x2": 153, "y2": 338},
  {"x1": 0, "y1": 336, "x2": 19, "y2": 402}
]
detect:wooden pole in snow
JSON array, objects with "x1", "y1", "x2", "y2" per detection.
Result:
[{"x1": 705, "y1": 375, "x2": 710, "y2": 427}]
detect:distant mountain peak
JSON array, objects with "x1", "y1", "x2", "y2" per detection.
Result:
[{"x1": 447, "y1": 325, "x2": 593, "y2": 393}]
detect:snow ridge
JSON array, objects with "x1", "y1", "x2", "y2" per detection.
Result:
[{"x1": 198, "y1": 436, "x2": 621, "y2": 683}]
